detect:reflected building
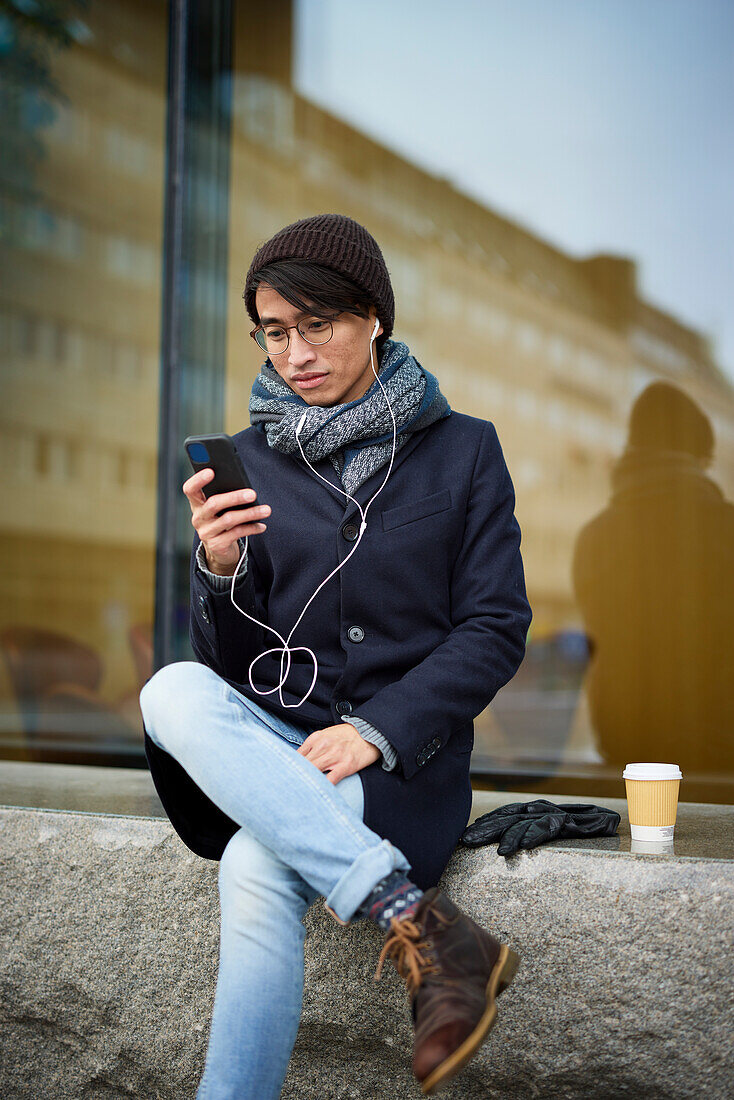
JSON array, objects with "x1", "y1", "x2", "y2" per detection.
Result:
[
  {"x1": 1, "y1": 0, "x2": 732, "y2": 799},
  {"x1": 0, "y1": 0, "x2": 166, "y2": 761}
]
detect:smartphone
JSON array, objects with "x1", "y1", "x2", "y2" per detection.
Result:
[{"x1": 184, "y1": 433, "x2": 252, "y2": 518}]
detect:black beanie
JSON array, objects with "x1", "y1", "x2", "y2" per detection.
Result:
[{"x1": 243, "y1": 213, "x2": 395, "y2": 341}]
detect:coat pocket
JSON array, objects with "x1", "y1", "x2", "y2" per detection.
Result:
[{"x1": 381, "y1": 488, "x2": 452, "y2": 532}]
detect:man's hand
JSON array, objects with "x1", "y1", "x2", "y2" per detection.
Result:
[{"x1": 297, "y1": 722, "x2": 381, "y2": 784}]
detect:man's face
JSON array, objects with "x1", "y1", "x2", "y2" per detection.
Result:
[{"x1": 254, "y1": 285, "x2": 384, "y2": 407}]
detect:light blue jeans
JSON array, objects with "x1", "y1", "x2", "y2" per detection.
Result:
[{"x1": 139, "y1": 661, "x2": 412, "y2": 1100}]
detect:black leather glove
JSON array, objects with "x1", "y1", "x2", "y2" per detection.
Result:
[{"x1": 459, "y1": 798, "x2": 620, "y2": 856}]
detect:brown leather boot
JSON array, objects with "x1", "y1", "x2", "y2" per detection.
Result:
[{"x1": 373, "y1": 886, "x2": 520, "y2": 1095}]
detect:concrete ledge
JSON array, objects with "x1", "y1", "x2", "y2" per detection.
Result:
[{"x1": 0, "y1": 766, "x2": 732, "y2": 1099}]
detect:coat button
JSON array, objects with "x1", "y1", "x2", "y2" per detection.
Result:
[
  {"x1": 416, "y1": 751, "x2": 426, "y2": 766},
  {"x1": 347, "y1": 626, "x2": 365, "y2": 643},
  {"x1": 342, "y1": 523, "x2": 359, "y2": 541},
  {"x1": 432, "y1": 737, "x2": 441, "y2": 748},
  {"x1": 199, "y1": 595, "x2": 210, "y2": 624},
  {"x1": 336, "y1": 700, "x2": 353, "y2": 715}
]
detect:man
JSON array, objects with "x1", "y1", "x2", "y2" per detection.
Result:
[{"x1": 141, "y1": 213, "x2": 532, "y2": 1096}]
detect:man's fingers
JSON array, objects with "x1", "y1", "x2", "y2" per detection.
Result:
[
  {"x1": 298, "y1": 740, "x2": 348, "y2": 777},
  {"x1": 297, "y1": 736, "x2": 331, "y2": 769},
  {"x1": 306, "y1": 748, "x2": 337, "y2": 771},
  {"x1": 297, "y1": 734, "x2": 317, "y2": 756},
  {"x1": 296, "y1": 728, "x2": 361, "y2": 782},
  {"x1": 183, "y1": 468, "x2": 215, "y2": 505}
]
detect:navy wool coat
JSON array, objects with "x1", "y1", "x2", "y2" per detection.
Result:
[{"x1": 143, "y1": 410, "x2": 532, "y2": 891}]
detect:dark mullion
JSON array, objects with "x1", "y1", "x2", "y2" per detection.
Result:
[
  {"x1": 153, "y1": 0, "x2": 189, "y2": 674},
  {"x1": 154, "y1": 0, "x2": 234, "y2": 676}
]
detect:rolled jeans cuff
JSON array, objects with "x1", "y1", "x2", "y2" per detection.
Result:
[{"x1": 323, "y1": 837, "x2": 411, "y2": 926}]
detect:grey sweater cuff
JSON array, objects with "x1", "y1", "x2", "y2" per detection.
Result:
[
  {"x1": 196, "y1": 539, "x2": 249, "y2": 589},
  {"x1": 342, "y1": 715, "x2": 399, "y2": 773}
]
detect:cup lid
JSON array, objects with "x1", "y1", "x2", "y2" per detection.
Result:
[{"x1": 623, "y1": 762, "x2": 683, "y2": 780}]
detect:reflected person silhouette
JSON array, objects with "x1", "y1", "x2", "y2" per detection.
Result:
[{"x1": 572, "y1": 381, "x2": 734, "y2": 798}]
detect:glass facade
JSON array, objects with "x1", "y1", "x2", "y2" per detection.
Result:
[
  {"x1": 2, "y1": 1, "x2": 732, "y2": 802},
  {"x1": 0, "y1": 0, "x2": 167, "y2": 764}
]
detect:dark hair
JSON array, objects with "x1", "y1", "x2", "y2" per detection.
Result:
[{"x1": 247, "y1": 258, "x2": 388, "y2": 361}]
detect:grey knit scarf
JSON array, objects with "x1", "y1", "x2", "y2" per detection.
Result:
[{"x1": 249, "y1": 338, "x2": 452, "y2": 496}]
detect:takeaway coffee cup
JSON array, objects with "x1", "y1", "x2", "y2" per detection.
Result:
[{"x1": 623, "y1": 762, "x2": 682, "y2": 841}]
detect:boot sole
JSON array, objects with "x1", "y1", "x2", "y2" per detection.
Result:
[{"x1": 419, "y1": 943, "x2": 521, "y2": 1096}]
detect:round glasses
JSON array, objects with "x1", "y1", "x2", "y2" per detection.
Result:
[{"x1": 250, "y1": 316, "x2": 336, "y2": 355}]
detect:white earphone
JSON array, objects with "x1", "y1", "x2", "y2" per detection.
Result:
[{"x1": 226, "y1": 316, "x2": 397, "y2": 709}]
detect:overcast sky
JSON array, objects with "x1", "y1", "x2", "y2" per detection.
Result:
[{"x1": 295, "y1": 0, "x2": 734, "y2": 382}]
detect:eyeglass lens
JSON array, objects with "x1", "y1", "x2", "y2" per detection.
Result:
[{"x1": 256, "y1": 318, "x2": 333, "y2": 353}]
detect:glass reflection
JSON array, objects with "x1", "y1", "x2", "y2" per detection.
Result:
[
  {"x1": 0, "y1": 1, "x2": 165, "y2": 763},
  {"x1": 2, "y1": 0, "x2": 731, "y2": 804},
  {"x1": 225, "y1": 2, "x2": 734, "y2": 803},
  {"x1": 573, "y1": 383, "x2": 733, "y2": 798}
]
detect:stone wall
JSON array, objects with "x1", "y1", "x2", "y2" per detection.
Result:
[{"x1": 1, "y1": 802, "x2": 732, "y2": 1099}]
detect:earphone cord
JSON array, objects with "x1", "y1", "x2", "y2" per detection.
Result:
[{"x1": 224, "y1": 321, "x2": 397, "y2": 709}]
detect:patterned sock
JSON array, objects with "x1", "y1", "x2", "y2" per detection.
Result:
[{"x1": 355, "y1": 868, "x2": 424, "y2": 931}]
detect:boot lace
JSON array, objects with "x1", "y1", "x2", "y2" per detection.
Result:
[{"x1": 373, "y1": 916, "x2": 442, "y2": 995}]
